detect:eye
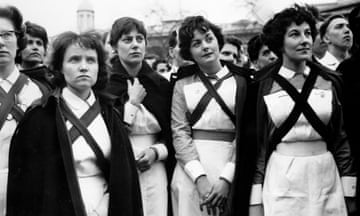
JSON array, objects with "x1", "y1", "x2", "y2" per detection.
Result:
[
  {"x1": 36, "y1": 40, "x2": 44, "y2": 46},
  {"x1": 205, "y1": 35, "x2": 213, "y2": 43},
  {"x1": 122, "y1": 37, "x2": 132, "y2": 43},
  {"x1": 191, "y1": 40, "x2": 201, "y2": 48},
  {"x1": 68, "y1": 56, "x2": 80, "y2": 63},
  {"x1": 136, "y1": 36, "x2": 144, "y2": 43},
  {"x1": 3, "y1": 32, "x2": 13, "y2": 40},
  {"x1": 87, "y1": 57, "x2": 97, "y2": 64}
]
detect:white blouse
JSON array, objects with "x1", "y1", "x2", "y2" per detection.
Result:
[{"x1": 62, "y1": 87, "x2": 111, "y2": 213}]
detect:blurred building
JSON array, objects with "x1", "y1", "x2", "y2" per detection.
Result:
[{"x1": 77, "y1": 0, "x2": 95, "y2": 33}]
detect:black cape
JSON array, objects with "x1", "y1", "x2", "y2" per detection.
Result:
[{"x1": 7, "y1": 90, "x2": 143, "y2": 216}]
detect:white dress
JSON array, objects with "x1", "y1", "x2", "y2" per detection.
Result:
[
  {"x1": 62, "y1": 88, "x2": 111, "y2": 215},
  {"x1": 171, "y1": 66, "x2": 237, "y2": 216},
  {"x1": 0, "y1": 68, "x2": 42, "y2": 216},
  {"x1": 124, "y1": 102, "x2": 168, "y2": 216},
  {"x1": 262, "y1": 66, "x2": 347, "y2": 216}
]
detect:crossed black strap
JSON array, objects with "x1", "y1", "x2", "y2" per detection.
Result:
[
  {"x1": 0, "y1": 74, "x2": 28, "y2": 130},
  {"x1": 59, "y1": 98, "x2": 110, "y2": 182},
  {"x1": 190, "y1": 71, "x2": 235, "y2": 126},
  {"x1": 269, "y1": 71, "x2": 332, "y2": 149}
]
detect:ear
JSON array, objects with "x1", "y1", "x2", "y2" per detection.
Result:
[
  {"x1": 168, "y1": 47, "x2": 175, "y2": 59},
  {"x1": 322, "y1": 33, "x2": 331, "y2": 45}
]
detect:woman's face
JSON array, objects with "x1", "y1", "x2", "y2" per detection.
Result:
[
  {"x1": 115, "y1": 29, "x2": 146, "y2": 66},
  {"x1": 190, "y1": 29, "x2": 220, "y2": 66},
  {"x1": 282, "y1": 22, "x2": 313, "y2": 63},
  {"x1": 62, "y1": 43, "x2": 98, "y2": 99},
  {"x1": 0, "y1": 17, "x2": 18, "y2": 67}
]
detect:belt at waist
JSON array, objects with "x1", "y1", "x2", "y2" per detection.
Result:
[
  {"x1": 276, "y1": 140, "x2": 327, "y2": 156},
  {"x1": 192, "y1": 130, "x2": 235, "y2": 142}
]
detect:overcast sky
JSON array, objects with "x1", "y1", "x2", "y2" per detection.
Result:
[{"x1": 0, "y1": 0, "x2": 335, "y2": 36}]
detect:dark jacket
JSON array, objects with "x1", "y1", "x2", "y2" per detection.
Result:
[
  {"x1": 20, "y1": 65, "x2": 55, "y2": 92},
  {"x1": 7, "y1": 91, "x2": 143, "y2": 216},
  {"x1": 338, "y1": 51, "x2": 360, "y2": 211},
  {"x1": 107, "y1": 58, "x2": 176, "y2": 179},
  {"x1": 252, "y1": 60, "x2": 355, "y2": 186}
]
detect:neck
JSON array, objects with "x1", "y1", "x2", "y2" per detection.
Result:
[
  {"x1": 282, "y1": 57, "x2": 307, "y2": 74},
  {"x1": 67, "y1": 86, "x2": 91, "y2": 101},
  {"x1": 120, "y1": 59, "x2": 142, "y2": 77},
  {"x1": 0, "y1": 63, "x2": 15, "y2": 79},
  {"x1": 328, "y1": 46, "x2": 350, "y2": 62},
  {"x1": 21, "y1": 61, "x2": 42, "y2": 70},
  {"x1": 198, "y1": 60, "x2": 222, "y2": 75}
]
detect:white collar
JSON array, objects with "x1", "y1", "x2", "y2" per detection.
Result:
[
  {"x1": 278, "y1": 65, "x2": 310, "y2": 79},
  {"x1": 0, "y1": 66, "x2": 20, "y2": 85},
  {"x1": 205, "y1": 65, "x2": 229, "y2": 79},
  {"x1": 319, "y1": 51, "x2": 339, "y2": 69},
  {"x1": 62, "y1": 87, "x2": 96, "y2": 110}
]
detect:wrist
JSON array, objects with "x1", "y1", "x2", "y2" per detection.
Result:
[
  {"x1": 219, "y1": 177, "x2": 231, "y2": 186},
  {"x1": 149, "y1": 146, "x2": 159, "y2": 161},
  {"x1": 195, "y1": 174, "x2": 207, "y2": 185}
]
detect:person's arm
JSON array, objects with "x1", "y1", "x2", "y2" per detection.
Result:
[
  {"x1": 171, "y1": 80, "x2": 206, "y2": 180},
  {"x1": 331, "y1": 89, "x2": 356, "y2": 197}
]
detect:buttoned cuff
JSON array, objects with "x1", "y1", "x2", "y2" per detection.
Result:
[
  {"x1": 219, "y1": 162, "x2": 235, "y2": 183},
  {"x1": 124, "y1": 102, "x2": 139, "y2": 124},
  {"x1": 250, "y1": 184, "x2": 262, "y2": 205},
  {"x1": 184, "y1": 160, "x2": 206, "y2": 182},
  {"x1": 342, "y1": 176, "x2": 357, "y2": 197},
  {"x1": 151, "y1": 143, "x2": 168, "y2": 161}
]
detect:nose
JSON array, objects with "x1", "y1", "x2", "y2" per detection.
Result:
[
  {"x1": 79, "y1": 61, "x2": 88, "y2": 72},
  {"x1": 269, "y1": 52, "x2": 277, "y2": 61}
]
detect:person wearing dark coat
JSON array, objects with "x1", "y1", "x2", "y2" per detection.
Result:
[
  {"x1": 17, "y1": 21, "x2": 55, "y2": 91},
  {"x1": 337, "y1": 5, "x2": 360, "y2": 216},
  {"x1": 106, "y1": 17, "x2": 175, "y2": 216},
  {"x1": 6, "y1": 31, "x2": 143, "y2": 216}
]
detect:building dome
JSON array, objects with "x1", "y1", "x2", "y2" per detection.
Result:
[{"x1": 77, "y1": 0, "x2": 94, "y2": 12}]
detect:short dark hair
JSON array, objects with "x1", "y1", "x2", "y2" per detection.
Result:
[
  {"x1": 262, "y1": 4, "x2": 317, "y2": 58},
  {"x1": 152, "y1": 59, "x2": 169, "y2": 71},
  {"x1": 247, "y1": 34, "x2": 266, "y2": 62},
  {"x1": 319, "y1": 14, "x2": 346, "y2": 40},
  {"x1": 109, "y1": 17, "x2": 147, "y2": 47},
  {"x1": 24, "y1": 21, "x2": 48, "y2": 48},
  {"x1": 49, "y1": 31, "x2": 108, "y2": 91},
  {"x1": 178, "y1": 15, "x2": 224, "y2": 61},
  {"x1": 168, "y1": 29, "x2": 178, "y2": 48},
  {"x1": 0, "y1": 5, "x2": 26, "y2": 51},
  {"x1": 224, "y1": 36, "x2": 242, "y2": 53}
]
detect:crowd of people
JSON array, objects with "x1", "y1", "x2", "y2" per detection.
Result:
[{"x1": 0, "y1": 2, "x2": 359, "y2": 216}]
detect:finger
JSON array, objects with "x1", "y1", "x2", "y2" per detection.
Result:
[
  {"x1": 133, "y1": 78, "x2": 140, "y2": 85},
  {"x1": 205, "y1": 192, "x2": 216, "y2": 205},
  {"x1": 212, "y1": 195, "x2": 222, "y2": 207},
  {"x1": 127, "y1": 79, "x2": 133, "y2": 87},
  {"x1": 135, "y1": 151, "x2": 145, "y2": 161}
]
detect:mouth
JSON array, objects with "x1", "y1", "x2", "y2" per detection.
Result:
[
  {"x1": 29, "y1": 53, "x2": 41, "y2": 57},
  {"x1": 297, "y1": 48, "x2": 311, "y2": 53},
  {"x1": 343, "y1": 36, "x2": 352, "y2": 41},
  {"x1": 130, "y1": 52, "x2": 142, "y2": 57},
  {"x1": 202, "y1": 52, "x2": 213, "y2": 58}
]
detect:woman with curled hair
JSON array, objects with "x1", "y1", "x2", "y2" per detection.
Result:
[
  {"x1": 248, "y1": 5, "x2": 355, "y2": 216},
  {"x1": 171, "y1": 15, "x2": 252, "y2": 216},
  {"x1": 0, "y1": 5, "x2": 46, "y2": 215},
  {"x1": 7, "y1": 31, "x2": 143, "y2": 216}
]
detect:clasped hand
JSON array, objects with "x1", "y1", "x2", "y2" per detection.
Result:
[{"x1": 196, "y1": 176, "x2": 230, "y2": 215}]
